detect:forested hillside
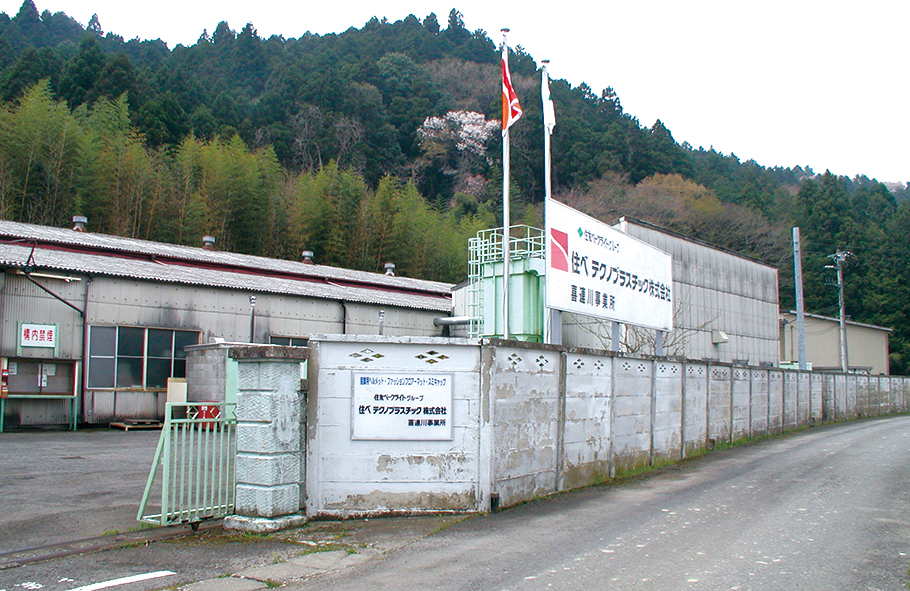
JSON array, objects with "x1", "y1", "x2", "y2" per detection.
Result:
[{"x1": 2, "y1": 1, "x2": 910, "y2": 371}]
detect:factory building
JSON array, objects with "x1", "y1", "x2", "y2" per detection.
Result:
[
  {"x1": 571, "y1": 217, "x2": 780, "y2": 366},
  {"x1": 0, "y1": 219, "x2": 453, "y2": 429},
  {"x1": 457, "y1": 217, "x2": 780, "y2": 367}
]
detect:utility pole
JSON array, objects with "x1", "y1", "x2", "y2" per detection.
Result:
[
  {"x1": 792, "y1": 228, "x2": 807, "y2": 370},
  {"x1": 826, "y1": 251, "x2": 852, "y2": 373}
]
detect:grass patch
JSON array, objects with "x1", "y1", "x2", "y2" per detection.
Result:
[
  {"x1": 612, "y1": 458, "x2": 676, "y2": 481},
  {"x1": 294, "y1": 543, "x2": 352, "y2": 555},
  {"x1": 127, "y1": 522, "x2": 156, "y2": 532},
  {"x1": 166, "y1": 530, "x2": 283, "y2": 547}
]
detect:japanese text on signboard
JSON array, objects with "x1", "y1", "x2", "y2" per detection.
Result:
[
  {"x1": 352, "y1": 373, "x2": 453, "y2": 440},
  {"x1": 20, "y1": 324, "x2": 57, "y2": 348},
  {"x1": 546, "y1": 200, "x2": 673, "y2": 331},
  {"x1": 570, "y1": 252, "x2": 672, "y2": 305}
]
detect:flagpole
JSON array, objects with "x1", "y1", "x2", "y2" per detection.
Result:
[
  {"x1": 541, "y1": 60, "x2": 561, "y2": 345},
  {"x1": 542, "y1": 59, "x2": 551, "y2": 344},
  {"x1": 501, "y1": 28, "x2": 511, "y2": 341}
]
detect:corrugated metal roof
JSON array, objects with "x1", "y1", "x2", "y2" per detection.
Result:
[
  {"x1": 782, "y1": 311, "x2": 893, "y2": 333},
  {"x1": 0, "y1": 220, "x2": 453, "y2": 292},
  {"x1": 0, "y1": 221, "x2": 454, "y2": 312}
]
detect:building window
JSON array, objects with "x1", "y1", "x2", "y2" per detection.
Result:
[
  {"x1": 269, "y1": 336, "x2": 308, "y2": 347},
  {"x1": 88, "y1": 327, "x2": 198, "y2": 389}
]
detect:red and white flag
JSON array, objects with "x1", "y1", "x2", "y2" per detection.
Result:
[{"x1": 501, "y1": 54, "x2": 522, "y2": 133}]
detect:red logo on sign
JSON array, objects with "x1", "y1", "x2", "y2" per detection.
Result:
[{"x1": 550, "y1": 228, "x2": 569, "y2": 272}]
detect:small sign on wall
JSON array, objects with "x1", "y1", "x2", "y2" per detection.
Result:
[
  {"x1": 39, "y1": 363, "x2": 55, "y2": 388},
  {"x1": 352, "y1": 372, "x2": 453, "y2": 440},
  {"x1": 20, "y1": 323, "x2": 58, "y2": 348}
]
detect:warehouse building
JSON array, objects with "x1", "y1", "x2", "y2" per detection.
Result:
[
  {"x1": 780, "y1": 311, "x2": 892, "y2": 375},
  {"x1": 0, "y1": 218, "x2": 454, "y2": 429}
]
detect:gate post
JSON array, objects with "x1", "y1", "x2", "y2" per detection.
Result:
[{"x1": 224, "y1": 345, "x2": 308, "y2": 533}]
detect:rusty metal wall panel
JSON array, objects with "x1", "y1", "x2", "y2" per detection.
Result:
[
  {"x1": 83, "y1": 277, "x2": 441, "y2": 344},
  {"x1": 88, "y1": 391, "x2": 115, "y2": 423},
  {"x1": 2, "y1": 267, "x2": 446, "y2": 428},
  {"x1": 4, "y1": 398, "x2": 72, "y2": 427},
  {"x1": 113, "y1": 391, "x2": 161, "y2": 420},
  {"x1": 0, "y1": 273, "x2": 86, "y2": 359}
]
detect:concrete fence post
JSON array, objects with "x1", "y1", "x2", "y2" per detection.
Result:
[
  {"x1": 608, "y1": 355, "x2": 617, "y2": 477},
  {"x1": 680, "y1": 362, "x2": 687, "y2": 459},
  {"x1": 224, "y1": 345, "x2": 309, "y2": 533},
  {"x1": 479, "y1": 343, "x2": 495, "y2": 512},
  {"x1": 555, "y1": 350, "x2": 567, "y2": 491}
]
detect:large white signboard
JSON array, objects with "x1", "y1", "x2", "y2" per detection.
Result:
[
  {"x1": 352, "y1": 373, "x2": 453, "y2": 440},
  {"x1": 546, "y1": 200, "x2": 673, "y2": 331}
]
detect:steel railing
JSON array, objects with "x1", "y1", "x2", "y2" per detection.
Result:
[
  {"x1": 468, "y1": 225, "x2": 546, "y2": 337},
  {"x1": 138, "y1": 402, "x2": 237, "y2": 528}
]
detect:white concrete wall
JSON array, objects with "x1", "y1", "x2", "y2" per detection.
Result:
[
  {"x1": 707, "y1": 365, "x2": 732, "y2": 444},
  {"x1": 683, "y1": 363, "x2": 708, "y2": 456},
  {"x1": 305, "y1": 336, "x2": 483, "y2": 517},
  {"x1": 891, "y1": 377, "x2": 908, "y2": 414},
  {"x1": 562, "y1": 351, "x2": 613, "y2": 487},
  {"x1": 857, "y1": 375, "x2": 871, "y2": 417},
  {"x1": 810, "y1": 373, "x2": 823, "y2": 423},
  {"x1": 731, "y1": 368, "x2": 751, "y2": 440},
  {"x1": 750, "y1": 369, "x2": 770, "y2": 434},
  {"x1": 487, "y1": 344, "x2": 562, "y2": 508},
  {"x1": 783, "y1": 371, "x2": 798, "y2": 431},
  {"x1": 652, "y1": 361, "x2": 683, "y2": 464},
  {"x1": 768, "y1": 370, "x2": 784, "y2": 433},
  {"x1": 298, "y1": 337, "x2": 910, "y2": 518}
]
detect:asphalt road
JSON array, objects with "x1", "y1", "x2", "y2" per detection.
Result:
[
  {"x1": 1, "y1": 418, "x2": 909, "y2": 591},
  {"x1": 288, "y1": 416, "x2": 910, "y2": 591}
]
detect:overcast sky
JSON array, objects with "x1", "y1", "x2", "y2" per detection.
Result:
[{"x1": 4, "y1": 0, "x2": 907, "y2": 184}]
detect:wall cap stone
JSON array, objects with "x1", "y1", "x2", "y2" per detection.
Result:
[
  {"x1": 228, "y1": 345, "x2": 310, "y2": 361},
  {"x1": 308, "y1": 334, "x2": 479, "y2": 346}
]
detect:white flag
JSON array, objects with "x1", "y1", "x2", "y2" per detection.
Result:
[{"x1": 542, "y1": 70, "x2": 556, "y2": 135}]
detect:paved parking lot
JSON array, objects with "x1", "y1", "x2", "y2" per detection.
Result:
[
  {"x1": 0, "y1": 428, "x2": 162, "y2": 554},
  {"x1": 0, "y1": 428, "x2": 458, "y2": 591}
]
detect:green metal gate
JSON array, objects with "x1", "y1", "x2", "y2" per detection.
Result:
[{"x1": 138, "y1": 402, "x2": 237, "y2": 528}]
